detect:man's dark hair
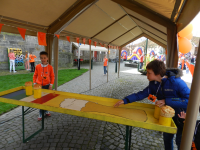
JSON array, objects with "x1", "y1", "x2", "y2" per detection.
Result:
[
  {"x1": 40, "y1": 51, "x2": 48, "y2": 57},
  {"x1": 146, "y1": 60, "x2": 166, "y2": 77}
]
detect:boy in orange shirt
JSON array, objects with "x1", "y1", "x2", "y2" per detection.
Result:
[
  {"x1": 33, "y1": 51, "x2": 55, "y2": 121},
  {"x1": 103, "y1": 55, "x2": 108, "y2": 75},
  {"x1": 29, "y1": 52, "x2": 37, "y2": 72}
]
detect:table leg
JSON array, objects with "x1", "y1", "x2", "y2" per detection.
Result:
[
  {"x1": 22, "y1": 106, "x2": 44, "y2": 143},
  {"x1": 125, "y1": 126, "x2": 132, "y2": 150}
]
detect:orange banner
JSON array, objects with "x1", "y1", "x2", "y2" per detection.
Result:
[
  {"x1": 0, "y1": 23, "x2": 4, "y2": 34},
  {"x1": 94, "y1": 41, "x2": 97, "y2": 47},
  {"x1": 17, "y1": 27, "x2": 26, "y2": 40},
  {"x1": 55, "y1": 34, "x2": 60, "y2": 39},
  {"x1": 83, "y1": 38, "x2": 86, "y2": 45},
  {"x1": 99, "y1": 43, "x2": 103, "y2": 47},
  {"x1": 88, "y1": 39, "x2": 92, "y2": 45},
  {"x1": 37, "y1": 32, "x2": 47, "y2": 46},
  {"x1": 76, "y1": 37, "x2": 79, "y2": 44},
  {"x1": 181, "y1": 59, "x2": 184, "y2": 70},
  {"x1": 186, "y1": 61, "x2": 195, "y2": 76},
  {"x1": 66, "y1": 36, "x2": 70, "y2": 42}
]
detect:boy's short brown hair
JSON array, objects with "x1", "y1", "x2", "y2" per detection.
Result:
[
  {"x1": 146, "y1": 60, "x2": 166, "y2": 77},
  {"x1": 40, "y1": 51, "x2": 48, "y2": 57}
]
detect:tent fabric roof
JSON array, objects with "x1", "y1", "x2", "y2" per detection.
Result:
[
  {"x1": 72, "y1": 42, "x2": 108, "y2": 52},
  {"x1": 0, "y1": 0, "x2": 199, "y2": 48}
]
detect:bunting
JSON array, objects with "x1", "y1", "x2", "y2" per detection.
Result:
[
  {"x1": 55, "y1": 34, "x2": 60, "y2": 39},
  {"x1": 66, "y1": 36, "x2": 70, "y2": 42},
  {"x1": 83, "y1": 38, "x2": 86, "y2": 45},
  {"x1": 0, "y1": 23, "x2": 4, "y2": 34},
  {"x1": 0, "y1": 23, "x2": 116, "y2": 48},
  {"x1": 94, "y1": 41, "x2": 97, "y2": 47},
  {"x1": 37, "y1": 32, "x2": 47, "y2": 46},
  {"x1": 17, "y1": 27, "x2": 26, "y2": 40},
  {"x1": 88, "y1": 39, "x2": 92, "y2": 45},
  {"x1": 99, "y1": 43, "x2": 104, "y2": 47},
  {"x1": 76, "y1": 37, "x2": 79, "y2": 44}
]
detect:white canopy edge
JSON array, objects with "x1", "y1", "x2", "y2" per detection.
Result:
[{"x1": 72, "y1": 42, "x2": 108, "y2": 52}]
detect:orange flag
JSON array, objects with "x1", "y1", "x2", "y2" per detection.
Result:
[
  {"x1": 117, "y1": 46, "x2": 118, "y2": 49},
  {"x1": 114, "y1": 46, "x2": 116, "y2": 49},
  {"x1": 66, "y1": 36, "x2": 70, "y2": 42},
  {"x1": 17, "y1": 27, "x2": 26, "y2": 40},
  {"x1": 88, "y1": 39, "x2": 92, "y2": 45},
  {"x1": 55, "y1": 34, "x2": 60, "y2": 39},
  {"x1": 94, "y1": 41, "x2": 97, "y2": 47},
  {"x1": 190, "y1": 64, "x2": 195, "y2": 76},
  {"x1": 83, "y1": 38, "x2": 86, "y2": 45},
  {"x1": 99, "y1": 43, "x2": 104, "y2": 47},
  {"x1": 181, "y1": 59, "x2": 184, "y2": 70},
  {"x1": 76, "y1": 37, "x2": 79, "y2": 44},
  {"x1": 37, "y1": 32, "x2": 47, "y2": 46},
  {"x1": 0, "y1": 23, "x2": 4, "y2": 34}
]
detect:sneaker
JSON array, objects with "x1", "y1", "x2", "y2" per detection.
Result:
[
  {"x1": 38, "y1": 117, "x2": 42, "y2": 121},
  {"x1": 13, "y1": 71, "x2": 17, "y2": 73},
  {"x1": 38, "y1": 111, "x2": 43, "y2": 121},
  {"x1": 45, "y1": 111, "x2": 51, "y2": 117}
]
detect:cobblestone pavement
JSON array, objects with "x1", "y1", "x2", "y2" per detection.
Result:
[{"x1": 0, "y1": 62, "x2": 197, "y2": 150}]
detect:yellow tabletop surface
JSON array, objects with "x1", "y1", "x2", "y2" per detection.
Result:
[{"x1": 0, "y1": 86, "x2": 177, "y2": 134}]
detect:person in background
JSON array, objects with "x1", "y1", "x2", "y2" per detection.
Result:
[
  {"x1": 178, "y1": 108, "x2": 200, "y2": 150},
  {"x1": 139, "y1": 53, "x2": 144, "y2": 69},
  {"x1": 29, "y1": 52, "x2": 37, "y2": 72},
  {"x1": 8, "y1": 50, "x2": 17, "y2": 73},
  {"x1": 24, "y1": 51, "x2": 30, "y2": 71},
  {"x1": 103, "y1": 55, "x2": 108, "y2": 75}
]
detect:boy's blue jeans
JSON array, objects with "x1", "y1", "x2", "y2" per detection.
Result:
[
  {"x1": 39, "y1": 84, "x2": 50, "y2": 117},
  {"x1": 163, "y1": 118, "x2": 182, "y2": 150},
  {"x1": 104, "y1": 66, "x2": 107, "y2": 75}
]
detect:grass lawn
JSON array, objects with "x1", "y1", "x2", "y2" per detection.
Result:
[{"x1": 0, "y1": 69, "x2": 88, "y2": 115}]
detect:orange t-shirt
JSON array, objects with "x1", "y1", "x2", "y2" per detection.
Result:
[
  {"x1": 103, "y1": 58, "x2": 108, "y2": 66},
  {"x1": 29, "y1": 54, "x2": 37, "y2": 62},
  {"x1": 33, "y1": 64, "x2": 55, "y2": 86}
]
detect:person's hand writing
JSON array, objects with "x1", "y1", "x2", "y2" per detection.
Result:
[
  {"x1": 155, "y1": 100, "x2": 165, "y2": 107},
  {"x1": 114, "y1": 100, "x2": 124, "y2": 107}
]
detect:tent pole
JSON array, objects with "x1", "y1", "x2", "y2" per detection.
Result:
[
  {"x1": 78, "y1": 44, "x2": 80, "y2": 70},
  {"x1": 53, "y1": 37, "x2": 59, "y2": 91},
  {"x1": 118, "y1": 48, "x2": 121, "y2": 78},
  {"x1": 107, "y1": 46, "x2": 109, "y2": 83},
  {"x1": 45, "y1": 35, "x2": 54, "y2": 65},
  {"x1": 89, "y1": 44, "x2": 92, "y2": 90},
  {"x1": 180, "y1": 40, "x2": 200, "y2": 150}
]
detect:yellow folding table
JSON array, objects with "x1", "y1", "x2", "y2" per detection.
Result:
[{"x1": 0, "y1": 86, "x2": 177, "y2": 150}]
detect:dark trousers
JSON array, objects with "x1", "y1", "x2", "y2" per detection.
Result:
[
  {"x1": 39, "y1": 84, "x2": 50, "y2": 117},
  {"x1": 103, "y1": 66, "x2": 107, "y2": 75},
  {"x1": 163, "y1": 118, "x2": 183, "y2": 150},
  {"x1": 140, "y1": 62, "x2": 143, "y2": 69},
  {"x1": 30, "y1": 62, "x2": 35, "y2": 72}
]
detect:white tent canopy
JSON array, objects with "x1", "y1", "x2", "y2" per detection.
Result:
[{"x1": 72, "y1": 42, "x2": 108, "y2": 52}]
